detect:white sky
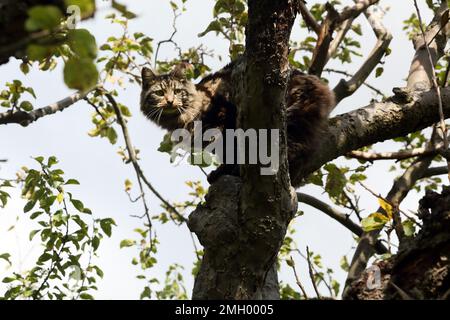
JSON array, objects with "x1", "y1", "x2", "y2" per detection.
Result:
[{"x1": 0, "y1": 0, "x2": 435, "y2": 299}]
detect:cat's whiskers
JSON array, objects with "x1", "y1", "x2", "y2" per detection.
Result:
[{"x1": 156, "y1": 108, "x2": 164, "y2": 125}]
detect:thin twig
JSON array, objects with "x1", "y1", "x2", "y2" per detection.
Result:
[
  {"x1": 358, "y1": 181, "x2": 422, "y2": 227},
  {"x1": 414, "y1": 0, "x2": 450, "y2": 182},
  {"x1": 288, "y1": 256, "x2": 309, "y2": 299},
  {"x1": 324, "y1": 68, "x2": 386, "y2": 97},
  {"x1": 154, "y1": 7, "x2": 182, "y2": 67},
  {"x1": 104, "y1": 91, "x2": 187, "y2": 224},
  {"x1": 347, "y1": 144, "x2": 442, "y2": 161},
  {"x1": 306, "y1": 246, "x2": 321, "y2": 299}
]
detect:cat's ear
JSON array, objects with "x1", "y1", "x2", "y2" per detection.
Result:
[
  {"x1": 170, "y1": 62, "x2": 191, "y2": 79},
  {"x1": 142, "y1": 67, "x2": 156, "y2": 89}
]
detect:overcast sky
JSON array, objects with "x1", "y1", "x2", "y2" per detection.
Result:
[{"x1": 0, "y1": 0, "x2": 434, "y2": 299}]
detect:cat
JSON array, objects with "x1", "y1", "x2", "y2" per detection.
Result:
[{"x1": 140, "y1": 61, "x2": 335, "y2": 185}]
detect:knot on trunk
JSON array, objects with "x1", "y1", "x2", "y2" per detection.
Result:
[{"x1": 188, "y1": 175, "x2": 242, "y2": 248}]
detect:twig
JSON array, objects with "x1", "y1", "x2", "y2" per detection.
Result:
[
  {"x1": 288, "y1": 256, "x2": 309, "y2": 299},
  {"x1": 414, "y1": 0, "x2": 450, "y2": 182},
  {"x1": 324, "y1": 68, "x2": 385, "y2": 97},
  {"x1": 153, "y1": 7, "x2": 182, "y2": 67},
  {"x1": 357, "y1": 181, "x2": 422, "y2": 227},
  {"x1": 333, "y1": 3, "x2": 392, "y2": 104},
  {"x1": 104, "y1": 91, "x2": 187, "y2": 225},
  {"x1": 306, "y1": 247, "x2": 321, "y2": 299},
  {"x1": 347, "y1": 145, "x2": 441, "y2": 161},
  {"x1": 298, "y1": 192, "x2": 387, "y2": 253}
]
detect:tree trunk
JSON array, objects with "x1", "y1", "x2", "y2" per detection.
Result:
[{"x1": 188, "y1": 0, "x2": 298, "y2": 300}]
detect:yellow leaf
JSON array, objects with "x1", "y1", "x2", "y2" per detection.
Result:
[
  {"x1": 124, "y1": 179, "x2": 132, "y2": 192},
  {"x1": 57, "y1": 192, "x2": 64, "y2": 204},
  {"x1": 378, "y1": 198, "x2": 393, "y2": 219}
]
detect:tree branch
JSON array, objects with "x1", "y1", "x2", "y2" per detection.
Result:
[
  {"x1": 347, "y1": 144, "x2": 442, "y2": 161},
  {"x1": 0, "y1": 89, "x2": 94, "y2": 126},
  {"x1": 334, "y1": 4, "x2": 392, "y2": 104},
  {"x1": 297, "y1": 0, "x2": 320, "y2": 34},
  {"x1": 297, "y1": 192, "x2": 387, "y2": 254},
  {"x1": 291, "y1": 86, "x2": 450, "y2": 185}
]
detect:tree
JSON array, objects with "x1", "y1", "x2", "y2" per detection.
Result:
[{"x1": 0, "y1": 0, "x2": 449, "y2": 300}]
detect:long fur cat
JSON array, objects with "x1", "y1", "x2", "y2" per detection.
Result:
[{"x1": 140, "y1": 61, "x2": 335, "y2": 185}]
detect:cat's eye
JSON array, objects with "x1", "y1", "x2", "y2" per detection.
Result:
[
  {"x1": 174, "y1": 89, "x2": 183, "y2": 94},
  {"x1": 154, "y1": 90, "x2": 165, "y2": 96}
]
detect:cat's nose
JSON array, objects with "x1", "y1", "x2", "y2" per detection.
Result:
[{"x1": 165, "y1": 95, "x2": 174, "y2": 106}]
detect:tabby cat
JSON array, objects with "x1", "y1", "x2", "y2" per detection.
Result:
[{"x1": 140, "y1": 61, "x2": 335, "y2": 185}]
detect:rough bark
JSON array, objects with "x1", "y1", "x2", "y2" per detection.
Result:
[
  {"x1": 346, "y1": 186, "x2": 450, "y2": 300},
  {"x1": 189, "y1": 0, "x2": 298, "y2": 300}
]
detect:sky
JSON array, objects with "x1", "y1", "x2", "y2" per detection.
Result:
[{"x1": 0, "y1": 0, "x2": 435, "y2": 299}]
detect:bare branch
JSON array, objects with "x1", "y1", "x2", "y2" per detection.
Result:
[
  {"x1": 414, "y1": 0, "x2": 450, "y2": 181},
  {"x1": 338, "y1": 0, "x2": 380, "y2": 23},
  {"x1": 298, "y1": 192, "x2": 388, "y2": 254},
  {"x1": 324, "y1": 68, "x2": 385, "y2": 97},
  {"x1": 334, "y1": 4, "x2": 392, "y2": 104},
  {"x1": 104, "y1": 91, "x2": 187, "y2": 225},
  {"x1": 0, "y1": 89, "x2": 94, "y2": 126},
  {"x1": 309, "y1": 0, "x2": 381, "y2": 76},
  {"x1": 347, "y1": 144, "x2": 441, "y2": 161},
  {"x1": 420, "y1": 165, "x2": 448, "y2": 179},
  {"x1": 306, "y1": 246, "x2": 321, "y2": 299},
  {"x1": 297, "y1": 0, "x2": 320, "y2": 34},
  {"x1": 288, "y1": 256, "x2": 309, "y2": 299}
]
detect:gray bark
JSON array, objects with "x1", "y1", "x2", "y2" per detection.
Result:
[{"x1": 189, "y1": 0, "x2": 298, "y2": 300}]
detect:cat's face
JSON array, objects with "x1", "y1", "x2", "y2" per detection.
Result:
[{"x1": 140, "y1": 65, "x2": 198, "y2": 129}]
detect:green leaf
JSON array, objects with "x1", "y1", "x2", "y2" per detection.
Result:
[
  {"x1": 106, "y1": 127, "x2": 118, "y2": 144},
  {"x1": 119, "y1": 239, "x2": 135, "y2": 248},
  {"x1": 92, "y1": 236, "x2": 100, "y2": 251},
  {"x1": 100, "y1": 218, "x2": 115, "y2": 237},
  {"x1": 47, "y1": 156, "x2": 58, "y2": 167},
  {"x1": 19, "y1": 101, "x2": 33, "y2": 112},
  {"x1": 63, "y1": 58, "x2": 98, "y2": 91},
  {"x1": 80, "y1": 293, "x2": 94, "y2": 300},
  {"x1": 2, "y1": 277, "x2": 15, "y2": 283},
  {"x1": 198, "y1": 21, "x2": 222, "y2": 37},
  {"x1": 158, "y1": 133, "x2": 174, "y2": 154},
  {"x1": 65, "y1": 179, "x2": 80, "y2": 185},
  {"x1": 361, "y1": 212, "x2": 390, "y2": 232},
  {"x1": 26, "y1": 44, "x2": 55, "y2": 61},
  {"x1": 0, "y1": 253, "x2": 11, "y2": 265},
  {"x1": 112, "y1": 0, "x2": 137, "y2": 19},
  {"x1": 375, "y1": 67, "x2": 384, "y2": 78},
  {"x1": 20, "y1": 63, "x2": 30, "y2": 74},
  {"x1": 71, "y1": 199, "x2": 84, "y2": 212},
  {"x1": 140, "y1": 286, "x2": 151, "y2": 300},
  {"x1": 402, "y1": 219, "x2": 416, "y2": 237},
  {"x1": 24, "y1": 200, "x2": 36, "y2": 213},
  {"x1": 38, "y1": 252, "x2": 53, "y2": 263},
  {"x1": 25, "y1": 5, "x2": 63, "y2": 32},
  {"x1": 29, "y1": 229, "x2": 40, "y2": 241},
  {"x1": 67, "y1": 29, "x2": 98, "y2": 59}
]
